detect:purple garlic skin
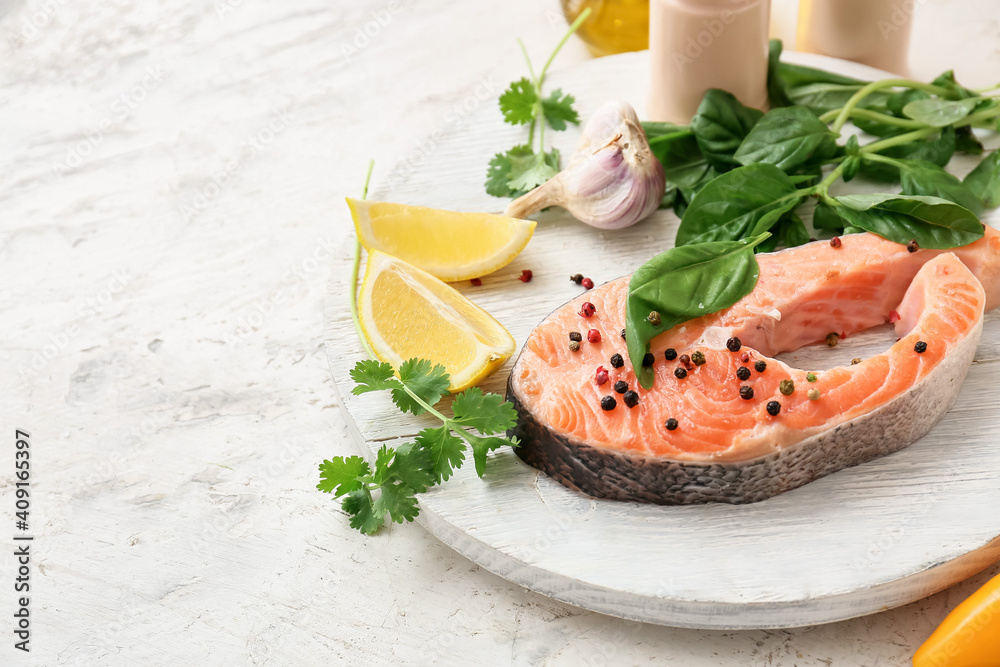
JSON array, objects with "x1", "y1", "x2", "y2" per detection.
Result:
[{"x1": 504, "y1": 100, "x2": 666, "y2": 230}]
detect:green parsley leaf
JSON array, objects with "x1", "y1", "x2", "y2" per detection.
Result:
[
  {"x1": 416, "y1": 426, "x2": 465, "y2": 483},
  {"x1": 342, "y1": 488, "x2": 384, "y2": 535},
  {"x1": 541, "y1": 89, "x2": 579, "y2": 130},
  {"x1": 374, "y1": 482, "x2": 420, "y2": 525},
  {"x1": 388, "y1": 441, "x2": 436, "y2": 493},
  {"x1": 507, "y1": 147, "x2": 560, "y2": 193},
  {"x1": 499, "y1": 77, "x2": 538, "y2": 125},
  {"x1": 350, "y1": 359, "x2": 401, "y2": 395},
  {"x1": 366, "y1": 444, "x2": 395, "y2": 487},
  {"x1": 451, "y1": 387, "x2": 518, "y2": 434},
  {"x1": 465, "y1": 433, "x2": 519, "y2": 478},
  {"x1": 317, "y1": 456, "x2": 370, "y2": 497},
  {"x1": 486, "y1": 147, "x2": 522, "y2": 197},
  {"x1": 391, "y1": 359, "x2": 450, "y2": 415}
]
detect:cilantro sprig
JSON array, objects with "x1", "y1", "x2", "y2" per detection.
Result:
[
  {"x1": 485, "y1": 9, "x2": 590, "y2": 198},
  {"x1": 324, "y1": 161, "x2": 521, "y2": 536},
  {"x1": 318, "y1": 359, "x2": 518, "y2": 535}
]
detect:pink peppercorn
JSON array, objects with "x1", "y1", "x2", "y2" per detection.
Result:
[
  {"x1": 581, "y1": 277, "x2": 594, "y2": 290},
  {"x1": 519, "y1": 269, "x2": 533, "y2": 282},
  {"x1": 740, "y1": 352, "x2": 750, "y2": 363},
  {"x1": 595, "y1": 366, "x2": 609, "y2": 385},
  {"x1": 588, "y1": 329, "x2": 602, "y2": 343},
  {"x1": 830, "y1": 236, "x2": 842, "y2": 248},
  {"x1": 579, "y1": 302, "x2": 596, "y2": 317},
  {"x1": 470, "y1": 278, "x2": 482, "y2": 286}
]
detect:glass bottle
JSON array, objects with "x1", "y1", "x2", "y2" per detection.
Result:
[
  {"x1": 797, "y1": 0, "x2": 913, "y2": 75},
  {"x1": 562, "y1": 0, "x2": 650, "y2": 57},
  {"x1": 647, "y1": 0, "x2": 771, "y2": 123}
]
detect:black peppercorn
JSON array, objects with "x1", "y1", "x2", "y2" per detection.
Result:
[
  {"x1": 726, "y1": 337, "x2": 742, "y2": 352},
  {"x1": 600, "y1": 396, "x2": 616, "y2": 411},
  {"x1": 614, "y1": 380, "x2": 628, "y2": 394},
  {"x1": 610, "y1": 353, "x2": 624, "y2": 368},
  {"x1": 623, "y1": 390, "x2": 639, "y2": 408},
  {"x1": 665, "y1": 418, "x2": 678, "y2": 431},
  {"x1": 571, "y1": 274, "x2": 584, "y2": 285},
  {"x1": 664, "y1": 348, "x2": 677, "y2": 361},
  {"x1": 739, "y1": 386, "x2": 754, "y2": 400},
  {"x1": 620, "y1": 328, "x2": 626, "y2": 340},
  {"x1": 754, "y1": 360, "x2": 767, "y2": 373},
  {"x1": 569, "y1": 331, "x2": 582, "y2": 342},
  {"x1": 907, "y1": 239, "x2": 919, "y2": 253},
  {"x1": 915, "y1": 340, "x2": 927, "y2": 353},
  {"x1": 674, "y1": 367, "x2": 687, "y2": 379},
  {"x1": 691, "y1": 350, "x2": 706, "y2": 366},
  {"x1": 736, "y1": 366, "x2": 751, "y2": 381},
  {"x1": 766, "y1": 400, "x2": 781, "y2": 416},
  {"x1": 642, "y1": 352, "x2": 655, "y2": 367}
]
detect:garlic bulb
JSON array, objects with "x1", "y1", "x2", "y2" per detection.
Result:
[{"x1": 504, "y1": 100, "x2": 666, "y2": 230}]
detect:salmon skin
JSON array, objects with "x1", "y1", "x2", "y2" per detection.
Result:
[{"x1": 507, "y1": 229, "x2": 1000, "y2": 504}]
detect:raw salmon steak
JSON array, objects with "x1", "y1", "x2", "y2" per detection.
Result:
[{"x1": 507, "y1": 230, "x2": 1000, "y2": 504}]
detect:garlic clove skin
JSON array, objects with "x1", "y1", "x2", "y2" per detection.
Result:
[{"x1": 504, "y1": 100, "x2": 666, "y2": 230}]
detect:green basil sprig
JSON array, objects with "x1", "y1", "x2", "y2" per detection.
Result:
[{"x1": 626, "y1": 234, "x2": 770, "y2": 389}]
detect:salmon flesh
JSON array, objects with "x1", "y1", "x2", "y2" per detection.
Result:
[{"x1": 507, "y1": 229, "x2": 1000, "y2": 504}]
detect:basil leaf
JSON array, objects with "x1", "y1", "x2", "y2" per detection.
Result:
[
  {"x1": 902, "y1": 98, "x2": 977, "y2": 127},
  {"x1": 897, "y1": 160, "x2": 983, "y2": 216},
  {"x1": 931, "y1": 70, "x2": 977, "y2": 100},
  {"x1": 860, "y1": 127, "x2": 956, "y2": 182},
  {"x1": 812, "y1": 198, "x2": 847, "y2": 231},
  {"x1": 964, "y1": 151, "x2": 1000, "y2": 208},
  {"x1": 777, "y1": 61, "x2": 867, "y2": 90},
  {"x1": 690, "y1": 89, "x2": 764, "y2": 172},
  {"x1": 832, "y1": 194, "x2": 984, "y2": 248},
  {"x1": 735, "y1": 106, "x2": 838, "y2": 172},
  {"x1": 955, "y1": 125, "x2": 984, "y2": 155},
  {"x1": 767, "y1": 39, "x2": 792, "y2": 108},
  {"x1": 676, "y1": 164, "x2": 801, "y2": 246},
  {"x1": 758, "y1": 212, "x2": 809, "y2": 252},
  {"x1": 647, "y1": 130, "x2": 712, "y2": 190},
  {"x1": 641, "y1": 121, "x2": 690, "y2": 139},
  {"x1": 625, "y1": 233, "x2": 770, "y2": 389},
  {"x1": 887, "y1": 89, "x2": 930, "y2": 117},
  {"x1": 842, "y1": 155, "x2": 861, "y2": 183},
  {"x1": 660, "y1": 183, "x2": 678, "y2": 209},
  {"x1": 777, "y1": 212, "x2": 810, "y2": 248}
]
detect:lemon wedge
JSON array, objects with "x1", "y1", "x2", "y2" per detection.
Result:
[
  {"x1": 359, "y1": 251, "x2": 516, "y2": 392},
  {"x1": 347, "y1": 198, "x2": 536, "y2": 282}
]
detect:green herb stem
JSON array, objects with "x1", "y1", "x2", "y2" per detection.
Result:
[
  {"x1": 831, "y1": 79, "x2": 950, "y2": 133},
  {"x1": 818, "y1": 107, "x2": 925, "y2": 129},
  {"x1": 859, "y1": 127, "x2": 938, "y2": 154},
  {"x1": 350, "y1": 160, "x2": 376, "y2": 360},
  {"x1": 861, "y1": 152, "x2": 901, "y2": 167},
  {"x1": 537, "y1": 8, "x2": 591, "y2": 87}
]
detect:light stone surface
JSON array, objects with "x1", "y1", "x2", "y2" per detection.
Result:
[{"x1": 3, "y1": 0, "x2": 1000, "y2": 664}]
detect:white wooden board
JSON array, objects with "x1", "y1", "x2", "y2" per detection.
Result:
[{"x1": 323, "y1": 50, "x2": 1000, "y2": 629}]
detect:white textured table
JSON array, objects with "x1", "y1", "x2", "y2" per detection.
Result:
[{"x1": 3, "y1": 0, "x2": 1000, "y2": 664}]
